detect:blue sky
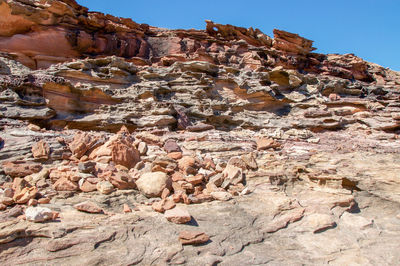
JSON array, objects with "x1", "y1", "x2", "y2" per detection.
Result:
[{"x1": 77, "y1": 0, "x2": 400, "y2": 71}]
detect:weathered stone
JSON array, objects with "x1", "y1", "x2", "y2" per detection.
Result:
[
  {"x1": 221, "y1": 165, "x2": 243, "y2": 189},
  {"x1": 13, "y1": 187, "x2": 37, "y2": 204},
  {"x1": 164, "y1": 207, "x2": 191, "y2": 224},
  {"x1": 152, "y1": 198, "x2": 176, "y2": 213},
  {"x1": 74, "y1": 201, "x2": 103, "y2": 213},
  {"x1": 38, "y1": 198, "x2": 50, "y2": 204},
  {"x1": 136, "y1": 172, "x2": 169, "y2": 197},
  {"x1": 96, "y1": 181, "x2": 114, "y2": 195},
  {"x1": 137, "y1": 141, "x2": 148, "y2": 155},
  {"x1": 123, "y1": 204, "x2": 131, "y2": 213},
  {"x1": 167, "y1": 152, "x2": 183, "y2": 160},
  {"x1": 53, "y1": 177, "x2": 79, "y2": 191},
  {"x1": 178, "y1": 231, "x2": 210, "y2": 245},
  {"x1": 25, "y1": 207, "x2": 54, "y2": 223},
  {"x1": 163, "y1": 139, "x2": 181, "y2": 153},
  {"x1": 78, "y1": 161, "x2": 96, "y2": 173},
  {"x1": 256, "y1": 138, "x2": 281, "y2": 150},
  {"x1": 187, "y1": 123, "x2": 215, "y2": 132},
  {"x1": 2, "y1": 161, "x2": 42, "y2": 178},
  {"x1": 31, "y1": 140, "x2": 50, "y2": 160},
  {"x1": 210, "y1": 191, "x2": 233, "y2": 201}
]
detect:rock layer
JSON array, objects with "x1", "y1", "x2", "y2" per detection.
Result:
[{"x1": 0, "y1": 1, "x2": 400, "y2": 265}]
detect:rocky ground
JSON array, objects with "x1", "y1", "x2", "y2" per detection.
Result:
[{"x1": 1, "y1": 0, "x2": 400, "y2": 265}]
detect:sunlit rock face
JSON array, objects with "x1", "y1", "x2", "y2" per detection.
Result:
[{"x1": 0, "y1": 1, "x2": 400, "y2": 265}]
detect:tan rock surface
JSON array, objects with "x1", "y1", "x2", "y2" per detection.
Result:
[{"x1": 0, "y1": 1, "x2": 400, "y2": 265}]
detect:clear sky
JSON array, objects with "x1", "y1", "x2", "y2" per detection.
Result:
[{"x1": 77, "y1": 0, "x2": 400, "y2": 71}]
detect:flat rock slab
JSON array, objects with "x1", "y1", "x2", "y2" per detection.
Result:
[
  {"x1": 179, "y1": 231, "x2": 210, "y2": 245},
  {"x1": 164, "y1": 207, "x2": 191, "y2": 224},
  {"x1": 74, "y1": 201, "x2": 103, "y2": 214}
]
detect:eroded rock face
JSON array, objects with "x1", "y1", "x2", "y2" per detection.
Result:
[{"x1": 0, "y1": 1, "x2": 400, "y2": 265}]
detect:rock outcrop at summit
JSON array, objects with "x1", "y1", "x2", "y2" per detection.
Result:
[{"x1": 0, "y1": 1, "x2": 400, "y2": 265}]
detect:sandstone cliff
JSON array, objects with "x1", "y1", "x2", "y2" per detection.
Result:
[{"x1": 0, "y1": 1, "x2": 400, "y2": 265}]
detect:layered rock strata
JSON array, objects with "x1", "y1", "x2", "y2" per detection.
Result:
[{"x1": 0, "y1": 1, "x2": 400, "y2": 265}]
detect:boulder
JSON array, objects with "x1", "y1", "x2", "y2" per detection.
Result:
[
  {"x1": 69, "y1": 132, "x2": 104, "y2": 159},
  {"x1": 221, "y1": 165, "x2": 243, "y2": 189},
  {"x1": 25, "y1": 207, "x2": 54, "y2": 223},
  {"x1": 164, "y1": 207, "x2": 191, "y2": 224},
  {"x1": 96, "y1": 181, "x2": 114, "y2": 194},
  {"x1": 89, "y1": 134, "x2": 140, "y2": 169},
  {"x1": 136, "y1": 172, "x2": 169, "y2": 197},
  {"x1": 31, "y1": 140, "x2": 50, "y2": 160}
]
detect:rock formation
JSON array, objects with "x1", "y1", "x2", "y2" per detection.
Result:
[{"x1": 0, "y1": 0, "x2": 400, "y2": 265}]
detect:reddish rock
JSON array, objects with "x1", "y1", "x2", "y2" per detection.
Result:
[
  {"x1": 329, "y1": 93, "x2": 341, "y2": 101},
  {"x1": 3, "y1": 188, "x2": 14, "y2": 198},
  {"x1": 32, "y1": 140, "x2": 50, "y2": 160},
  {"x1": 74, "y1": 201, "x2": 103, "y2": 213},
  {"x1": 2, "y1": 161, "x2": 42, "y2": 178},
  {"x1": 178, "y1": 156, "x2": 197, "y2": 175},
  {"x1": 172, "y1": 172, "x2": 185, "y2": 182},
  {"x1": 79, "y1": 180, "x2": 98, "y2": 192},
  {"x1": 221, "y1": 165, "x2": 243, "y2": 189},
  {"x1": 185, "y1": 175, "x2": 204, "y2": 185},
  {"x1": 111, "y1": 142, "x2": 140, "y2": 169},
  {"x1": 38, "y1": 198, "x2": 51, "y2": 204},
  {"x1": 203, "y1": 157, "x2": 216, "y2": 170},
  {"x1": 107, "y1": 171, "x2": 135, "y2": 190},
  {"x1": 13, "y1": 187, "x2": 38, "y2": 204},
  {"x1": 161, "y1": 188, "x2": 170, "y2": 199},
  {"x1": 53, "y1": 177, "x2": 79, "y2": 191},
  {"x1": 167, "y1": 152, "x2": 183, "y2": 160},
  {"x1": 152, "y1": 198, "x2": 176, "y2": 213},
  {"x1": 69, "y1": 132, "x2": 103, "y2": 159},
  {"x1": 187, "y1": 123, "x2": 215, "y2": 132},
  {"x1": 90, "y1": 134, "x2": 140, "y2": 169},
  {"x1": 12, "y1": 178, "x2": 31, "y2": 195},
  {"x1": 164, "y1": 207, "x2": 191, "y2": 224},
  {"x1": 0, "y1": 203, "x2": 6, "y2": 211},
  {"x1": 256, "y1": 138, "x2": 281, "y2": 151},
  {"x1": 163, "y1": 139, "x2": 182, "y2": 153},
  {"x1": 49, "y1": 168, "x2": 80, "y2": 183},
  {"x1": 1, "y1": 197, "x2": 14, "y2": 206},
  {"x1": 123, "y1": 204, "x2": 131, "y2": 213},
  {"x1": 189, "y1": 193, "x2": 213, "y2": 204},
  {"x1": 28, "y1": 199, "x2": 38, "y2": 206},
  {"x1": 273, "y1": 29, "x2": 315, "y2": 55},
  {"x1": 178, "y1": 231, "x2": 210, "y2": 245}
]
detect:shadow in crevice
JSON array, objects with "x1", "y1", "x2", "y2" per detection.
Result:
[
  {"x1": 348, "y1": 202, "x2": 361, "y2": 214},
  {"x1": 186, "y1": 216, "x2": 199, "y2": 227},
  {"x1": 0, "y1": 236, "x2": 34, "y2": 252}
]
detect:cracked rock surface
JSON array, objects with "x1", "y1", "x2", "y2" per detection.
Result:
[{"x1": 0, "y1": 0, "x2": 400, "y2": 265}]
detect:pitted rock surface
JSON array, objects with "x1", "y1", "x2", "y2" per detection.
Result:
[{"x1": 0, "y1": 1, "x2": 400, "y2": 265}]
